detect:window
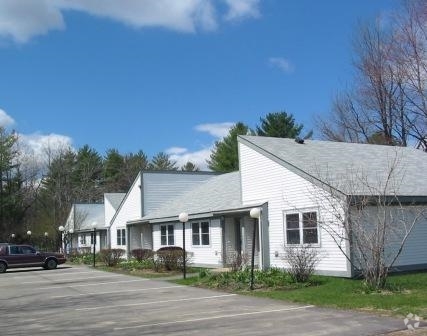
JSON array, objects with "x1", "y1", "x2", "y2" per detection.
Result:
[
  {"x1": 192, "y1": 221, "x2": 210, "y2": 246},
  {"x1": 117, "y1": 228, "x2": 126, "y2": 246},
  {"x1": 21, "y1": 246, "x2": 36, "y2": 254},
  {"x1": 285, "y1": 211, "x2": 319, "y2": 245},
  {"x1": 160, "y1": 225, "x2": 174, "y2": 246},
  {"x1": 80, "y1": 234, "x2": 87, "y2": 246}
]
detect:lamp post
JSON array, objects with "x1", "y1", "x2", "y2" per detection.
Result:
[
  {"x1": 69, "y1": 229, "x2": 74, "y2": 254},
  {"x1": 92, "y1": 222, "x2": 97, "y2": 268},
  {"x1": 10, "y1": 233, "x2": 15, "y2": 243},
  {"x1": 58, "y1": 226, "x2": 65, "y2": 253},
  {"x1": 26, "y1": 230, "x2": 32, "y2": 245},
  {"x1": 249, "y1": 207, "x2": 261, "y2": 290},
  {"x1": 44, "y1": 232, "x2": 49, "y2": 251},
  {"x1": 178, "y1": 212, "x2": 189, "y2": 279}
]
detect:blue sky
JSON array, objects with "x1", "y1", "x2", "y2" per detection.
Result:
[{"x1": 0, "y1": 0, "x2": 397, "y2": 170}]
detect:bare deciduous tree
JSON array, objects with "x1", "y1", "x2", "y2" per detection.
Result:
[
  {"x1": 318, "y1": 0, "x2": 427, "y2": 150},
  {"x1": 308, "y1": 151, "x2": 426, "y2": 289}
]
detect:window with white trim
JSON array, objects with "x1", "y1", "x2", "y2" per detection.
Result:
[
  {"x1": 160, "y1": 224, "x2": 174, "y2": 246},
  {"x1": 285, "y1": 211, "x2": 319, "y2": 245},
  {"x1": 192, "y1": 221, "x2": 210, "y2": 246},
  {"x1": 117, "y1": 228, "x2": 126, "y2": 246}
]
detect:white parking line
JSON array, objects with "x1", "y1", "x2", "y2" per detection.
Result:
[
  {"x1": 21, "y1": 274, "x2": 123, "y2": 284},
  {"x1": 51, "y1": 285, "x2": 184, "y2": 298},
  {"x1": 12, "y1": 271, "x2": 108, "y2": 279},
  {"x1": 114, "y1": 305, "x2": 315, "y2": 331},
  {"x1": 76, "y1": 294, "x2": 237, "y2": 311},
  {"x1": 39, "y1": 279, "x2": 148, "y2": 290}
]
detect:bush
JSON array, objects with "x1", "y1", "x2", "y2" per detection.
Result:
[
  {"x1": 226, "y1": 252, "x2": 249, "y2": 272},
  {"x1": 156, "y1": 246, "x2": 185, "y2": 271},
  {"x1": 68, "y1": 248, "x2": 94, "y2": 264},
  {"x1": 283, "y1": 246, "x2": 320, "y2": 283},
  {"x1": 99, "y1": 248, "x2": 126, "y2": 267},
  {"x1": 131, "y1": 248, "x2": 154, "y2": 262}
]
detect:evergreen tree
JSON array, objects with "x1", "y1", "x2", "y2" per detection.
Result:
[
  {"x1": 122, "y1": 150, "x2": 150, "y2": 186},
  {"x1": 181, "y1": 161, "x2": 199, "y2": 171},
  {"x1": 149, "y1": 152, "x2": 178, "y2": 170},
  {"x1": 103, "y1": 149, "x2": 125, "y2": 192},
  {"x1": 256, "y1": 111, "x2": 304, "y2": 138},
  {"x1": 207, "y1": 122, "x2": 251, "y2": 172},
  {"x1": 72, "y1": 145, "x2": 103, "y2": 202}
]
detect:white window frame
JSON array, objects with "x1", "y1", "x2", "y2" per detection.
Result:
[
  {"x1": 191, "y1": 221, "x2": 210, "y2": 247},
  {"x1": 79, "y1": 234, "x2": 87, "y2": 246},
  {"x1": 117, "y1": 228, "x2": 126, "y2": 246},
  {"x1": 283, "y1": 209, "x2": 320, "y2": 246},
  {"x1": 160, "y1": 224, "x2": 174, "y2": 246}
]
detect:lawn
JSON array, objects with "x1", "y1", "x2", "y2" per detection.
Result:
[{"x1": 173, "y1": 269, "x2": 427, "y2": 319}]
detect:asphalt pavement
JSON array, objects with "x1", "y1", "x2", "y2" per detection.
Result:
[{"x1": 0, "y1": 265, "x2": 414, "y2": 335}]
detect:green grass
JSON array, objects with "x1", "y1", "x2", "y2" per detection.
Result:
[{"x1": 173, "y1": 270, "x2": 427, "y2": 319}]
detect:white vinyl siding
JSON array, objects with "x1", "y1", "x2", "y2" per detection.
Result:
[
  {"x1": 239, "y1": 142, "x2": 349, "y2": 276},
  {"x1": 153, "y1": 219, "x2": 223, "y2": 267},
  {"x1": 110, "y1": 174, "x2": 143, "y2": 251},
  {"x1": 143, "y1": 173, "x2": 215, "y2": 214},
  {"x1": 356, "y1": 205, "x2": 427, "y2": 268}
]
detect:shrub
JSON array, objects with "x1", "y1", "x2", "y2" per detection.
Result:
[
  {"x1": 283, "y1": 246, "x2": 320, "y2": 283},
  {"x1": 156, "y1": 246, "x2": 186, "y2": 271},
  {"x1": 99, "y1": 248, "x2": 126, "y2": 267},
  {"x1": 131, "y1": 248, "x2": 154, "y2": 262},
  {"x1": 226, "y1": 252, "x2": 250, "y2": 272}
]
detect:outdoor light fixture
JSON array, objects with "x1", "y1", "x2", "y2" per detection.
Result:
[
  {"x1": 26, "y1": 230, "x2": 32, "y2": 236},
  {"x1": 44, "y1": 232, "x2": 49, "y2": 251},
  {"x1": 58, "y1": 226, "x2": 65, "y2": 253},
  {"x1": 249, "y1": 207, "x2": 261, "y2": 290},
  {"x1": 178, "y1": 212, "x2": 189, "y2": 279},
  {"x1": 92, "y1": 222, "x2": 97, "y2": 268},
  {"x1": 69, "y1": 229, "x2": 74, "y2": 253}
]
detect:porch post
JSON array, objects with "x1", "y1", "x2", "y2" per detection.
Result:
[{"x1": 249, "y1": 208, "x2": 261, "y2": 290}]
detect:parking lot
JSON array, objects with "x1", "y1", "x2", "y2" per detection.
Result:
[{"x1": 0, "y1": 265, "x2": 408, "y2": 335}]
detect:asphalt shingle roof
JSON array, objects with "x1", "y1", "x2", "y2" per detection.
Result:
[
  {"x1": 142, "y1": 171, "x2": 242, "y2": 221},
  {"x1": 240, "y1": 135, "x2": 427, "y2": 196},
  {"x1": 105, "y1": 193, "x2": 126, "y2": 210},
  {"x1": 72, "y1": 204, "x2": 105, "y2": 230}
]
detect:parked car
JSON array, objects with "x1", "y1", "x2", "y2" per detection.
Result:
[{"x1": 0, "y1": 244, "x2": 66, "y2": 273}]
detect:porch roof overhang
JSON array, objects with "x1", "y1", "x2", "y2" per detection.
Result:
[{"x1": 126, "y1": 205, "x2": 263, "y2": 226}]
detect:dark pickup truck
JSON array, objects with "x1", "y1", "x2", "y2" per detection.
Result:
[{"x1": 0, "y1": 243, "x2": 66, "y2": 273}]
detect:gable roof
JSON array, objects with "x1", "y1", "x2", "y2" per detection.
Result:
[
  {"x1": 239, "y1": 135, "x2": 427, "y2": 197},
  {"x1": 139, "y1": 172, "x2": 244, "y2": 223},
  {"x1": 105, "y1": 193, "x2": 126, "y2": 210},
  {"x1": 70, "y1": 203, "x2": 105, "y2": 231}
]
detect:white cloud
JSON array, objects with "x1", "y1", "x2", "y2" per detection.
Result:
[
  {"x1": 17, "y1": 133, "x2": 74, "y2": 173},
  {"x1": 168, "y1": 147, "x2": 213, "y2": 171},
  {"x1": 0, "y1": 0, "x2": 261, "y2": 44},
  {"x1": 0, "y1": 0, "x2": 65, "y2": 43},
  {"x1": 223, "y1": 0, "x2": 260, "y2": 21},
  {"x1": 19, "y1": 132, "x2": 73, "y2": 156},
  {"x1": 268, "y1": 57, "x2": 294, "y2": 73},
  {"x1": 0, "y1": 108, "x2": 16, "y2": 127},
  {"x1": 55, "y1": 0, "x2": 217, "y2": 32},
  {"x1": 166, "y1": 121, "x2": 235, "y2": 171},
  {"x1": 166, "y1": 146, "x2": 188, "y2": 155},
  {"x1": 194, "y1": 122, "x2": 234, "y2": 138}
]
